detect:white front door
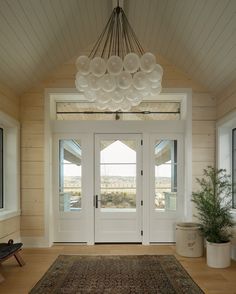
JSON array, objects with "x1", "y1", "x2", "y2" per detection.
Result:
[{"x1": 94, "y1": 134, "x2": 142, "y2": 243}]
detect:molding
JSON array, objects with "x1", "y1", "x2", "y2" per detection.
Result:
[
  {"x1": 0, "y1": 110, "x2": 20, "y2": 127},
  {"x1": 216, "y1": 109, "x2": 236, "y2": 127},
  {"x1": 21, "y1": 236, "x2": 51, "y2": 248},
  {"x1": 0, "y1": 210, "x2": 21, "y2": 221},
  {"x1": 185, "y1": 89, "x2": 192, "y2": 221},
  {"x1": 44, "y1": 90, "x2": 54, "y2": 248}
]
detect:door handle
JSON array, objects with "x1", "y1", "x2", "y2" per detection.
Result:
[{"x1": 95, "y1": 195, "x2": 100, "y2": 208}]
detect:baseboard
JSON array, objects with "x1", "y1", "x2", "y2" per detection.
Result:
[{"x1": 21, "y1": 236, "x2": 52, "y2": 248}]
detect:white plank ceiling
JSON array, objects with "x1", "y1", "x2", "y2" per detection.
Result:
[{"x1": 0, "y1": 0, "x2": 235, "y2": 95}]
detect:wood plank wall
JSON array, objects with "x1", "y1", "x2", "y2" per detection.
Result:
[
  {"x1": 20, "y1": 94, "x2": 45, "y2": 238},
  {"x1": 20, "y1": 56, "x2": 217, "y2": 239},
  {"x1": 0, "y1": 84, "x2": 20, "y2": 242},
  {"x1": 0, "y1": 84, "x2": 20, "y2": 120},
  {"x1": 216, "y1": 81, "x2": 236, "y2": 119}
]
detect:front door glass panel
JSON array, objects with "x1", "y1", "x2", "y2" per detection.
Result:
[{"x1": 100, "y1": 140, "x2": 137, "y2": 210}]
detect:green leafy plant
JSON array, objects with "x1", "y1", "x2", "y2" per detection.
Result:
[{"x1": 192, "y1": 166, "x2": 234, "y2": 243}]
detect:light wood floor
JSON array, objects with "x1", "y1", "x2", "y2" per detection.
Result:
[{"x1": 0, "y1": 244, "x2": 235, "y2": 294}]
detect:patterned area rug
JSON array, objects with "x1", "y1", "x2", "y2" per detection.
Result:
[{"x1": 29, "y1": 255, "x2": 204, "y2": 294}]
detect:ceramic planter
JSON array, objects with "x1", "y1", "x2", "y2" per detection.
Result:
[
  {"x1": 206, "y1": 241, "x2": 231, "y2": 268},
  {"x1": 176, "y1": 223, "x2": 203, "y2": 257}
]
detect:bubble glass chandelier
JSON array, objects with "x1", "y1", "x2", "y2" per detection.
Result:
[{"x1": 75, "y1": 1, "x2": 163, "y2": 111}]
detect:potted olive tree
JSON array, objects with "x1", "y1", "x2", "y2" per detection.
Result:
[{"x1": 192, "y1": 166, "x2": 234, "y2": 268}]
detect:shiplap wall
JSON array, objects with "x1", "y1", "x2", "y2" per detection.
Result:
[
  {"x1": 0, "y1": 84, "x2": 20, "y2": 120},
  {"x1": 20, "y1": 93, "x2": 44, "y2": 238},
  {"x1": 20, "y1": 56, "x2": 216, "y2": 239},
  {"x1": 216, "y1": 81, "x2": 236, "y2": 119},
  {"x1": 0, "y1": 84, "x2": 20, "y2": 242}
]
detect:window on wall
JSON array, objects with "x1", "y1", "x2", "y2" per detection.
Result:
[
  {"x1": 0, "y1": 111, "x2": 20, "y2": 219},
  {"x1": 217, "y1": 111, "x2": 236, "y2": 210},
  {"x1": 232, "y1": 128, "x2": 236, "y2": 208},
  {"x1": 0, "y1": 128, "x2": 3, "y2": 209}
]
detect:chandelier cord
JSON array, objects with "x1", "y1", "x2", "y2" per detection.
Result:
[
  {"x1": 122, "y1": 12, "x2": 144, "y2": 55},
  {"x1": 89, "y1": 10, "x2": 114, "y2": 58},
  {"x1": 89, "y1": 6, "x2": 144, "y2": 59},
  {"x1": 101, "y1": 11, "x2": 115, "y2": 58}
]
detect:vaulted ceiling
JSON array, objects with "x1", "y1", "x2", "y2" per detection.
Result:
[{"x1": 0, "y1": 0, "x2": 235, "y2": 96}]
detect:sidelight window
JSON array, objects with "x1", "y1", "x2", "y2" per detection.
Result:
[
  {"x1": 154, "y1": 139, "x2": 177, "y2": 210},
  {"x1": 59, "y1": 139, "x2": 82, "y2": 211}
]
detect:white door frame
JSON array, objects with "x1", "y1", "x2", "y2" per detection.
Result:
[
  {"x1": 42, "y1": 88, "x2": 192, "y2": 247},
  {"x1": 51, "y1": 120, "x2": 187, "y2": 245}
]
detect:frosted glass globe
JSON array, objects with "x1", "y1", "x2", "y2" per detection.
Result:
[
  {"x1": 88, "y1": 74, "x2": 100, "y2": 91},
  {"x1": 140, "y1": 86, "x2": 151, "y2": 97},
  {"x1": 84, "y1": 89, "x2": 97, "y2": 102},
  {"x1": 148, "y1": 68, "x2": 162, "y2": 83},
  {"x1": 90, "y1": 57, "x2": 106, "y2": 77},
  {"x1": 75, "y1": 79, "x2": 82, "y2": 91},
  {"x1": 107, "y1": 56, "x2": 123, "y2": 75},
  {"x1": 120, "y1": 99, "x2": 132, "y2": 111},
  {"x1": 117, "y1": 71, "x2": 132, "y2": 89},
  {"x1": 140, "y1": 52, "x2": 156, "y2": 73},
  {"x1": 95, "y1": 101, "x2": 107, "y2": 110},
  {"x1": 75, "y1": 73, "x2": 89, "y2": 90},
  {"x1": 97, "y1": 90, "x2": 111, "y2": 104},
  {"x1": 125, "y1": 87, "x2": 138, "y2": 101},
  {"x1": 148, "y1": 64, "x2": 163, "y2": 82},
  {"x1": 130, "y1": 96, "x2": 142, "y2": 106},
  {"x1": 76, "y1": 55, "x2": 90, "y2": 75},
  {"x1": 112, "y1": 90, "x2": 124, "y2": 103},
  {"x1": 150, "y1": 85, "x2": 162, "y2": 96},
  {"x1": 75, "y1": 71, "x2": 81, "y2": 81},
  {"x1": 133, "y1": 71, "x2": 147, "y2": 90},
  {"x1": 108, "y1": 101, "x2": 121, "y2": 112},
  {"x1": 151, "y1": 80, "x2": 161, "y2": 89},
  {"x1": 123, "y1": 53, "x2": 140, "y2": 73},
  {"x1": 99, "y1": 73, "x2": 116, "y2": 92}
]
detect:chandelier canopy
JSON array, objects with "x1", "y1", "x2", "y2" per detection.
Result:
[{"x1": 75, "y1": 2, "x2": 163, "y2": 111}]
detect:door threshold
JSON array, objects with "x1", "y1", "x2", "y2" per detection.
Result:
[{"x1": 95, "y1": 242, "x2": 142, "y2": 245}]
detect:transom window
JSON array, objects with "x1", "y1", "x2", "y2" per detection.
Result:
[{"x1": 56, "y1": 101, "x2": 180, "y2": 121}]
